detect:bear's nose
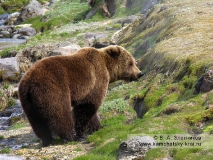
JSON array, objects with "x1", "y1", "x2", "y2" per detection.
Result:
[{"x1": 138, "y1": 72, "x2": 144, "y2": 78}]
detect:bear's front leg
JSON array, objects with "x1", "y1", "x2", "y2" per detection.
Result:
[
  {"x1": 73, "y1": 103, "x2": 97, "y2": 139},
  {"x1": 87, "y1": 113, "x2": 101, "y2": 134}
]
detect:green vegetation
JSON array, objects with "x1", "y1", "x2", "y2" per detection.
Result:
[
  {"x1": 0, "y1": 135, "x2": 4, "y2": 140},
  {"x1": 0, "y1": 147, "x2": 10, "y2": 154},
  {"x1": 0, "y1": 0, "x2": 49, "y2": 13},
  {"x1": 23, "y1": 0, "x2": 90, "y2": 32},
  {"x1": 0, "y1": 0, "x2": 29, "y2": 13},
  {"x1": 73, "y1": 6, "x2": 213, "y2": 153},
  {"x1": 8, "y1": 97, "x2": 16, "y2": 107},
  {"x1": 1, "y1": 0, "x2": 213, "y2": 159},
  {"x1": 9, "y1": 121, "x2": 28, "y2": 130},
  {"x1": 100, "y1": 98, "x2": 129, "y2": 113}
]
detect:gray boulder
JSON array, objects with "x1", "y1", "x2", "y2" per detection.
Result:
[
  {"x1": 118, "y1": 136, "x2": 156, "y2": 160},
  {"x1": 15, "y1": 0, "x2": 48, "y2": 24},
  {"x1": 49, "y1": 44, "x2": 81, "y2": 56},
  {"x1": 195, "y1": 70, "x2": 213, "y2": 93},
  {"x1": 141, "y1": 0, "x2": 159, "y2": 15},
  {"x1": 17, "y1": 43, "x2": 60, "y2": 72},
  {"x1": 0, "y1": 57, "x2": 20, "y2": 82},
  {"x1": 17, "y1": 27, "x2": 36, "y2": 37},
  {"x1": 84, "y1": 32, "x2": 108, "y2": 47},
  {"x1": 4, "y1": 12, "x2": 20, "y2": 25},
  {"x1": 0, "y1": 24, "x2": 36, "y2": 39},
  {"x1": 0, "y1": 30, "x2": 10, "y2": 38}
]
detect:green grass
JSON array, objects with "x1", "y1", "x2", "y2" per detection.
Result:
[
  {"x1": 23, "y1": 0, "x2": 90, "y2": 32},
  {"x1": 8, "y1": 97, "x2": 17, "y2": 107},
  {"x1": 73, "y1": 70, "x2": 213, "y2": 159},
  {"x1": 9, "y1": 121, "x2": 28, "y2": 130},
  {"x1": 0, "y1": 135, "x2": 4, "y2": 140},
  {"x1": 1, "y1": 0, "x2": 29, "y2": 13},
  {"x1": 0, "y1": 148, "x2": 10, "y2": 154},
  {"x1": 100, "y1": 98, "x2": 129, "y2": 113},
  {"x1": 1, "y1": 0, "x2": 213, "y2": 159}
]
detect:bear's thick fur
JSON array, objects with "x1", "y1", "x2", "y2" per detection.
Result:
[{"x1": 18, "y1": 45, "x2": 143, "y2": 147}]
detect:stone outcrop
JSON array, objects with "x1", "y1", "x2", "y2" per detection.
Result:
[
  {"x1": 140, "y1": 0, "x2": 159, "y2": 15},
  {"x1": 84, "y1": 32, "x2": 109, "y2": 47},
  {"x1": 195, "y1": 70, "x2": 213, "y2": 93},
  {"x1": 0, "y1": 57, "x2": 20, "y2": 82},
  {"x1": 0, "y1": 25, "x2": 36, "y2": 39},
  {"x1": 118, "y1": 136, "x2": 156, "y2": 160},
  {"x1": 15, "y1": 0, "x2": 48, "y2": 24},
  {"x1": 17, "y1": 43, "x2": 81, "y2": 72},
  {"x1": 49, "y1": 44, "x2": 81, "y2": 56},
  {"x1": 16, "y1": 43, "x2": 59, "y2": 72},
  {"x1": 4, "y1": 12, "x2": 20, "y2": 25},
  {"x1": 0, "y1": 85, "x2": 16, "y2": 112},
  {"x1": 111, "y1": 15, "x2": 143, "y2": 44}
]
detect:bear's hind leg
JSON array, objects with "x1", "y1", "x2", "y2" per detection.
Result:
[
  {"x1": 50, "y1": 104, "x2": 75, "y2": 143},
  {"x1": 27, "y1": 114, "x2": 53, "y2": 147},
  {"x1": 73, "y1": 103, "x2": 97, "y2": 138},
  {"x1": 33, "y1": 123, "x2": 53, "y2": 147}
]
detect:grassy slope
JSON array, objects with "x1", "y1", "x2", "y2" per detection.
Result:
[
  {"x1": 74, "y1": 0, "x2": 213, "y2": 159},
  {"x1": 1, "y1": 0, "x2": 213, "y2": 159}
]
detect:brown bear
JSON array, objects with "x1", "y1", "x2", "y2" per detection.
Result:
[{"x1": 18, "y1": 45, "x2": 143, "y2": 147}]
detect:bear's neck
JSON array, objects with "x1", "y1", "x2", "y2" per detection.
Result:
[{"x1": 104, "y1": 54, "x2": 119, "y2": 83}]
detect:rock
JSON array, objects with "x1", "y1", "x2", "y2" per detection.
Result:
[
  {"x1": 0, "y1": 57, "x2": 20, "y2": 82},
  {"x1": 86, "y1": 0, "x2": 116, "y2": 19},
  {"x1": 195, "y1": 70, "x2": 213, "y2": 93},
  {"x1": 104, "y1": 0, "x2": 116, "y2": 17},
  {"x1": 140, "y1": 0, "x2": 159, "y2": 15},
  {"x1": 84, "y1": 32, "x2": 108, "y2": 47},
  {"x1": 0, "y1": 14, "x2": 10, "y2": 25},
  {"x1": 12, "y1": 34, "x2": 22, "y2": 39},
  {"x1": 133, "y1": 98, "x2": 148, "y2": 118},
  {"x1": 50, "y1": 44, "x2": 81, "y2": 56},
  {"x1": 17, "y1": 27, "x2": 36, "y2": 37},
  {"x1": 111, "y1": 15, "x2": 144, "y2": 44},
  {"x1": 85, "y1": 4, "x2": 101, "y2": 20},
  {"x1": 0, "y1": 155, "x2": 25, "y2": 160},
  {"x1": 0, "y1": 30, "x2": 11, "y2": 38},
  {"x1": 88, "y1": 0, "x2": 96, "y2": 7},
  {"x1": 16, "y1": 43, "x2": 60, "y2": 72},
  {"x1": 15, "y1": 0, "x2": 48, "y2": 24},
  {"x1": 119, "y1": 15, "x2": 141, "y2": 27},
  {"x1": 0, "y1": 14, "x2": 10, "y2": 21},
  {"x1": 16, "y1": 24, "x2": 32, "y2": 28},
  {"x1": 4, "y1": 12, "x2": 20, "y2": 25},
  {"x1": 126, "y1": 0, "x2": 134, "y2": 8},
  {"x1": 0, "y1": 85, "x2": 15, "y2": 112},
  {"x1": 0, "y1": 101, "x2": 23, "y2": 117},
  {"x1": 93, "y1": 42, "x2": 109, "y2": 48},
  {"x1": 0, "y1": 99, "x2": 24, "y2": 130},
  {"x1": 118, "y1": 136, "x2": 156, "y2": 160},
  {"x1": 0, "y1": 20, "x2": 5, "y2": 26},
  {"x1": 0, "y1": 24, "x2": 35, "y2": 39},
  {"x1": 162, "y1": 158, "x2": 173, "y2": 160},
  {"x1": 0, "y1": 96, "x2": 7, "y2": 112}
]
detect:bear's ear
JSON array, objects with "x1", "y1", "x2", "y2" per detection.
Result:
[{"x1": 106, "y1": 46, "x2": 121, "y2": 58}]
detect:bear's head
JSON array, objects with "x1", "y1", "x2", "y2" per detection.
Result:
[{"x1": 104, "y1": 45, "x2": 143, "y2": 82}]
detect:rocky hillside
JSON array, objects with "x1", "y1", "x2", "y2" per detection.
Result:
[{"x1": 1, "y1": 0, "x2": 213, "y2": 159}]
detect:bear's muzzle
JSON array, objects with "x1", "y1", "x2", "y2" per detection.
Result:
[{"x1": 138, "y1": 72, "x2": 144, "y2": 78}]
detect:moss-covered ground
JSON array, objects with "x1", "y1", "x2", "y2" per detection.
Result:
[{"x1": 1, "y1": 0, "x2": 213, "y2": 159}]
